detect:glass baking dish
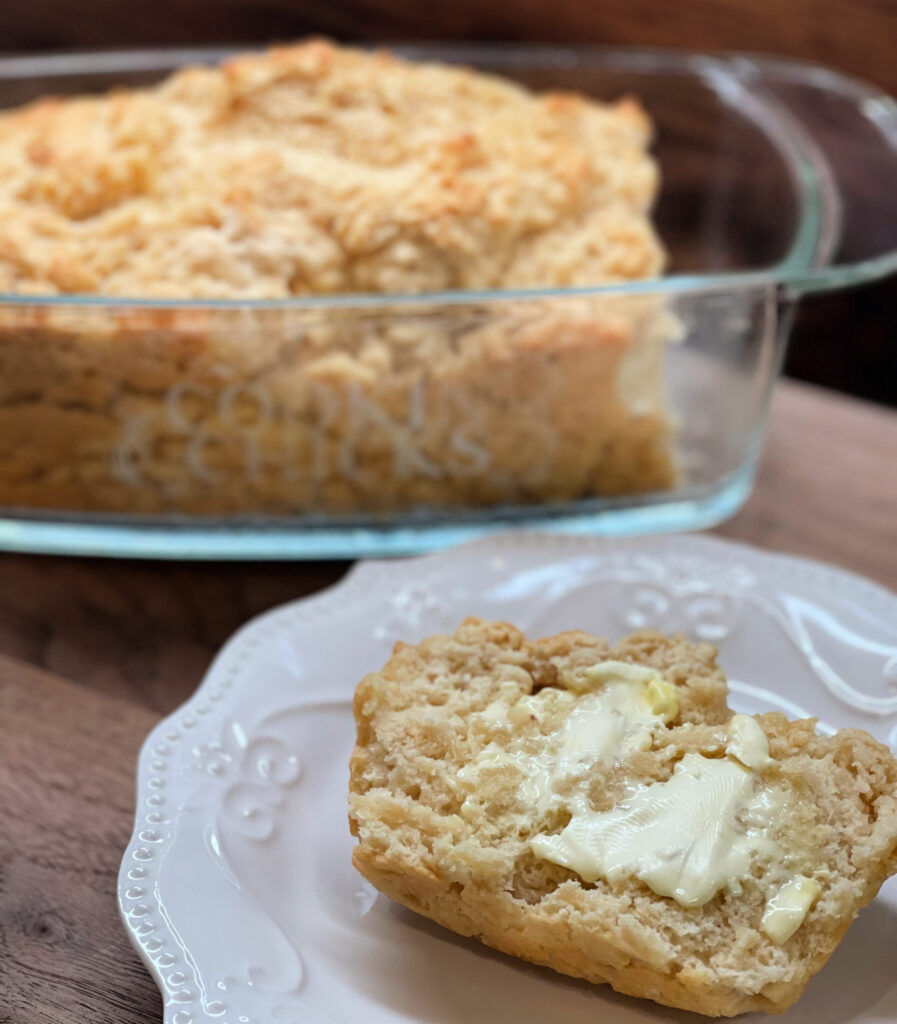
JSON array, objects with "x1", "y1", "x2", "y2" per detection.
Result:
[{"x1": 0, "y1": 45, "x2": 895, "y2": 559}]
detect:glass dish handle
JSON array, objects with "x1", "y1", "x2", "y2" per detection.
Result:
[{"x1": 731, "y1": 57, "x2": 897, "y2": 295}]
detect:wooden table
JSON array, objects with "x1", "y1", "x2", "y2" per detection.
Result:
[{"x1": 2, "y1": 378, "x2": 896, "y2": 1023}]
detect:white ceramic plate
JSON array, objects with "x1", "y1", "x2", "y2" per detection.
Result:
[{"x1": 119, "y1": 532, "x2": 897, "y2": 1024}]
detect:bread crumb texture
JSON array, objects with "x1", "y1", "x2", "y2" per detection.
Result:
[
  {"x1": 0, "y1": 40, "x2": 675, "y2": 515},
  {"x1": 348, "y1": 618, "x2": 897, "y2": 1017}
]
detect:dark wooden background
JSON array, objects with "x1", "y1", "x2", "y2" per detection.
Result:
[
  {"x1": 3, "y1": 0, "x2": 896, "y2": 97},
  {"x1": 0, "y1": 0, "x2": 895, "y2": 407}
]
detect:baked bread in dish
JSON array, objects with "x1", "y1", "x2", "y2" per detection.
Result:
[{"x1": 0, "y1": 41, "x2": 676, "y2": 515}]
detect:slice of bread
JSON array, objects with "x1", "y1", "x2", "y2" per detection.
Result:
[{"x1": 348, "y1": 618, "x2": 897, "y2": 1017}]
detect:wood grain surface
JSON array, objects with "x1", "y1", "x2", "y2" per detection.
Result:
[
  {"x1": 0, "y1": 377, "x2": 896, "y2": 1022},
  {"x1": 0, "y1": 559, "x2": 348, "y2": 714},
  {"x1": 0, "y1": 657, "x2": 162, "y2": 1023},
  {"x1": 717, "y1": 381, "x2": 897, "y2": 586}
]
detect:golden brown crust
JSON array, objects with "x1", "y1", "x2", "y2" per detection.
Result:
[
  {"x1": 348, "y1": 619, "x2": 897, "y2": 1017},
  {"x1": 0, "y1": 40, "x2": 662, "y2": 299}
]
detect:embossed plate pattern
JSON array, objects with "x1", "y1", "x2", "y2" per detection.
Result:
[{"x1": 119, "y1": 532, "x2": 897, "y2": 1024}]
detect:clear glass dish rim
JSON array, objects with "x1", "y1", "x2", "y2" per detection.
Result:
[
  {"x1": 0, "y1": 461, "x2": 759, "y2": 559},
  {"x1": 0, "y1": 42, "x2": 893, "y2": 312}
]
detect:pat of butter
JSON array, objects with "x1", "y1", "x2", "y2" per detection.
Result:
[
  {"x1": 762, "y1": 875, "x2": 820, "y2": 944},
  {"x1": 645, "y1": 677, "x2": 679, "y2": 722},
  {"x1": 557, "y1": 667, "x2": 678, "y2": 765},
  {"x1": 728, "y1": 713, "x2": 772, "y2": 771},
  {"x1": 531, "y1": 751, "x2": 779, "y2": 906},
  {"x1": 561, "y1": 683, "x2": 659, "y2": 759},
  {"x1": 517, "y1": 664, "x2": 678, "y2": 812}
]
